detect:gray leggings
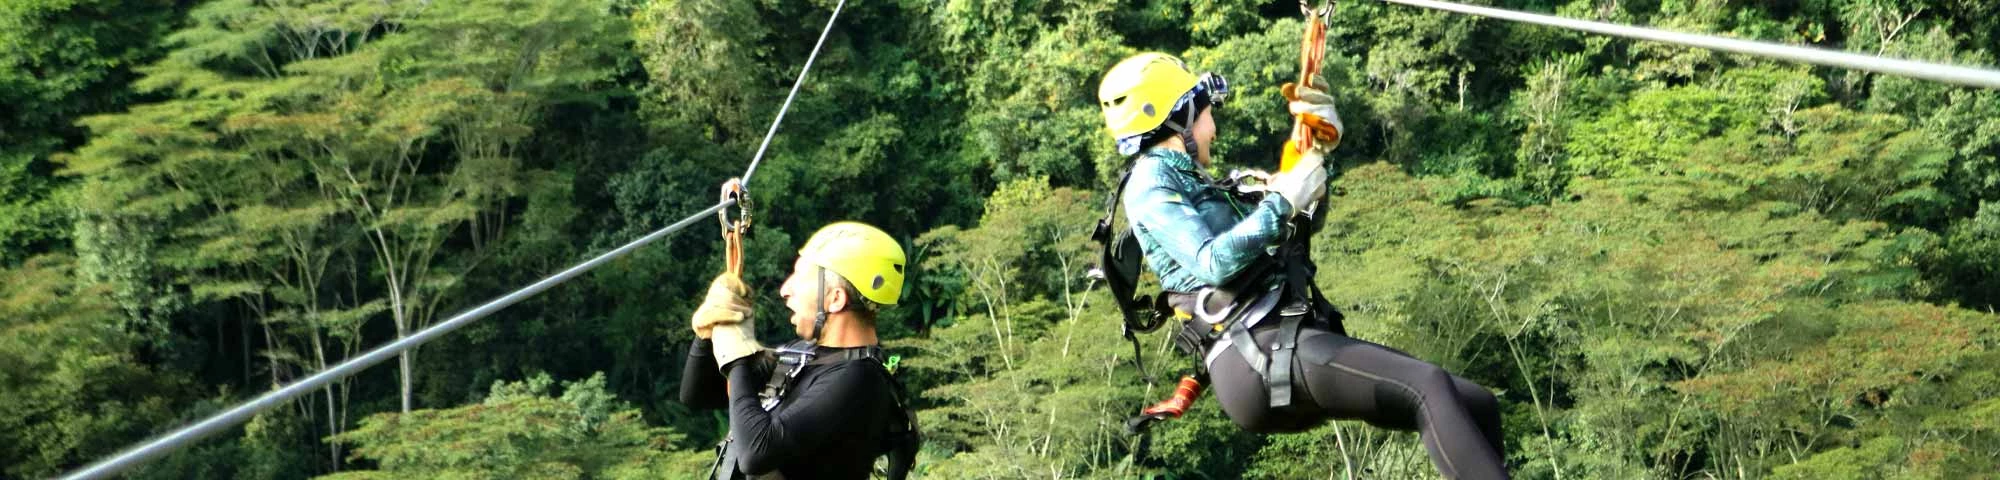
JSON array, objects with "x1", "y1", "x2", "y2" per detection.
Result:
[{"x1": 1208, "y1": 326, "x2": 1510, "y2": 480}]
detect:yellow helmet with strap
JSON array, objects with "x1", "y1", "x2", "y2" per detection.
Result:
[
  {"x1": 1098, "y1": 53, "x2": 1229, "y2": 155},
  {"x1": 799, "y1": 221, "x2": 905, "y2": 305}
]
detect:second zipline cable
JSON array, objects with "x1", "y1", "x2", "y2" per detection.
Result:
[{"x1": 1375, "y1": 0, "x2": 2000, "y2": 89}]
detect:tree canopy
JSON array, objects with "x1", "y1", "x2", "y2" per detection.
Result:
[{"x1": 3, "y1": 0, "x2": 1997, "y2": 478}]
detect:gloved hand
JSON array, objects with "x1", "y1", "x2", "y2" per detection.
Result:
[
  {"x1": 1270, "y1": 149, "x2": 1328, "y2": 216},
  {"x1": 690, "y1": 274, "x2": 753, "y2": 339},
  {"x1": 689, "y1": 274, "x2": 766, "y2": 368},
  {"x1": 709, "y1": 320, "x2": 765, "y2": 370},
  {"x1": 1282, "y1": 75, "x2": 1345, "y2": 151}
]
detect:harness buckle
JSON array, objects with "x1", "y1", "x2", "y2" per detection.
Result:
[
  {"x1": 1192, "y1": 288, "x2": 1231, "y2": 324},
  {"x1": 1222, "y1": 169, "x2": 1275, "y2": 196},
  {"x1": 1280, "y1": 300, "x2": 1311, "y2": 317},
  {"x1": 761, "y1": 342, "x2": 818, "y2": 411}
]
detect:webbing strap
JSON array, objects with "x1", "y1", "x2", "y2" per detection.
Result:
[
  {"x1": 761, "y1": 341, "x2": 886, "y2": 410},
  {"x1": 1267, "y1": 311, "x2": 1305, "y2": 408},
  {"x1": 1219, "y1": 305, "x2": 1305, "y2": 410},
  {"x1": 1225, "y1": 321, "x2": 1267, "y2": 378}
]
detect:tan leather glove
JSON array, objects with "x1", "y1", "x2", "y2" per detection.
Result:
[
  {"x1": 1282, "y1": 75, "x2": 1345, "y2": 151},
  {"x1": 1271, "y1": 150, "x2": 1329, "y2": 216},
  {"x1": 690, "y1": 274, "x2": 753, "y2": 339},
  {"x1": 709, "y1": 321, "x2": 765, "y2": 370},
  {"x1": 689, "y1": 274, "x2": 765, "y2": 368}
]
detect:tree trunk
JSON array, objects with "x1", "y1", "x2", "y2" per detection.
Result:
[
  {"x1": 311, "y1": 331, "x2": 341, "y2": 472},
  {"x1": 242, "y1": 314, "x2": 252, "y2": 383},
  {"x1": 399, "y1": 352, "x2": 413, "y2": 413},
  {"x1": 396, "y1": 319, "x2": 412, "y2": 413},
  {"x1": 324, "y1": 383, "x2": 341, "y2": 471},
  {"x1": 387, "y1": 258, "x2": 413, "y2": 413}
]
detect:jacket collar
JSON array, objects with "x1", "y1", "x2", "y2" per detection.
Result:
[{"x1": 1142, "y1": 147, "x2": 1199, "y2": 173}]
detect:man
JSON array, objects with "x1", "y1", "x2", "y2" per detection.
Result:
[{"x1": 678, "y1": 221, "x2": 916, "y2": 479}]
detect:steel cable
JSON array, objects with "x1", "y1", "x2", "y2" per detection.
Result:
[
  {"x1": 1377, "y1": 0, "x2": 2000, "y2": 89},
  {"x1": 58, "y1": 1, "x2": 848, "y2": 478}
]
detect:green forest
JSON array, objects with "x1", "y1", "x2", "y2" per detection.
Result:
[{"x1": 4, "y1": 0, "x2": 1998, "y2": 478}]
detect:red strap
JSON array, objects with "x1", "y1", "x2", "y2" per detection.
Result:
[
  {"x1": 1140, "y1": 375, "x2": 1205, "y2": 418},
  {"x1": 1290, "y1": 4, "x2": 1331, "y2": 155}
]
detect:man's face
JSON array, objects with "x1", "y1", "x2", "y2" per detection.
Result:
[{"x1": 777, "y1": 256, "x2": 843, "y2": 339}]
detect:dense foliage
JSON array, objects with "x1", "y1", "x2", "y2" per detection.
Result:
[{"x1": 3, "y1": 0, "x2": 1996, "y2": 478}]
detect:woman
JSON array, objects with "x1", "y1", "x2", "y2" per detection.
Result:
[{"x1": 1097, "y1": 53, "x2": 1510, "y2": 479}]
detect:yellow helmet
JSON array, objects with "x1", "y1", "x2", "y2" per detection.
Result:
[
  {"x1": 1097, "y1": 53, "x2": 1229, "y2": 155},
  {"x1": 799, "y1": 221, "x2": 905, "y2": 305}
]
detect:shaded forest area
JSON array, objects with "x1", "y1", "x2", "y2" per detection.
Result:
[{"x1": 3, "y1": 0, "x2": 1996, "y2": 478}]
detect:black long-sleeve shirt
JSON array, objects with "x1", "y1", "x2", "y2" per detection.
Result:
[{"x1": 680, "y1": 339, "x2": 894, "y2": 478}]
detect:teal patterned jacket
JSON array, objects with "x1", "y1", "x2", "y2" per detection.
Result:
[{"x1": 1120, "y1": 147, "x2": 1295, "y2": 294}]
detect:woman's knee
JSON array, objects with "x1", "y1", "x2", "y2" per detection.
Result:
[
  {"x1": 1452, "y1": 376, "x2": 1498, "y2": 414},
  {"x1": 1399, "y1": 363, "x2": 1456, "y2": 399},
  {"x1": 1367, "y1": 362, "x2": 1452, "y2": 421}
]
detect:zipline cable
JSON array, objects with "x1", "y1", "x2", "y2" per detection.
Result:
[
  {"x1": 62, "y1": 202, "x2": 728, "y2": 480},
  {"x1": 1373, "y1": 0, "x2": 2000, "y2": 89},
  {"x1": 741, "y1": 0, "x2": 847, "y2": 187},
  {"x1": 58, "y1": 1, "x2": 848, "y2": 478}
]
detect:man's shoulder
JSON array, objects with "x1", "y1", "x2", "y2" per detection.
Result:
[{"x1": 801, "y1": 359, "x2": 893, "y2": 393}]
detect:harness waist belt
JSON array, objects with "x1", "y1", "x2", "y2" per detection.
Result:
[{"x1": 1167, "y1": 285, "x2": 1305, "y2": 409}]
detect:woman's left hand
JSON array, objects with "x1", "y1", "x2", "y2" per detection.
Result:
[{"x1": 1283, "y1": 76, "x2": 1344, "y2": 151}]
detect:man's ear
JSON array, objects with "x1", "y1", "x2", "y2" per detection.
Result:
[{"x1": 823, "y1": 283, "x2": 850, "y2": 313}]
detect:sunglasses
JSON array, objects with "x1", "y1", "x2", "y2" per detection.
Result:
[{"x1": 1195, "y1": 72, "x2": 1229, "y2": 110}]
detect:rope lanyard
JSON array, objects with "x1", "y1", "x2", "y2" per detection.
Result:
[{"x1": 1290, "y1": 1, "x2": 1332, "y2": 155}]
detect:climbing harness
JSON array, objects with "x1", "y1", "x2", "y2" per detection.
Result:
[{"x1": 706, "y1": 340, "x2": 921, "y2": 480}]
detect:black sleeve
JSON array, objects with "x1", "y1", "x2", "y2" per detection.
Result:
[
  {"x1": 724, "y1": 362, "x2": 879, "y2": 475},
  {"x1": 678, "y1": 339, "x2": 727, "y2": 409}
]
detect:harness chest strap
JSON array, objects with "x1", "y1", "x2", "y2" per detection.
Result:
[{"x1": 759, "y1": 341, "x2": 881, "y2": 410}]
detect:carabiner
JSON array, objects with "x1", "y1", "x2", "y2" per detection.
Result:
[
  {"x1": 719, "y1": 178, "x2": 751, "y2": 277},
  {"x1": 718, "y1": 178, "x2": 751, "y2": 234},
  {"x1": 1300, "y1": 0, "x2": 1334, "y2": 24}
]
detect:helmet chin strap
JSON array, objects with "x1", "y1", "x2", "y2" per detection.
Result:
[
  {"x1": 810, "y1": 266, "x2": 829, "y2": 344},
  {"x1": 1160, "y1": 103, "x2": 1201, "y2": 160}
]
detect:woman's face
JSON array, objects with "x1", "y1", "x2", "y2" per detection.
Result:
[{"x1": 1192, "y1": 107, "x2": 1216, "y2": 166}]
